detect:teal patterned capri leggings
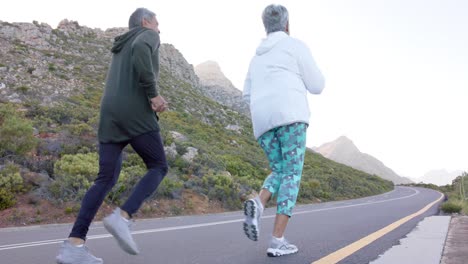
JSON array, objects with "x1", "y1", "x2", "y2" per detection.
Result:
[{"x1": 258, "y1": 122, "x2": 308, "y2": 217}]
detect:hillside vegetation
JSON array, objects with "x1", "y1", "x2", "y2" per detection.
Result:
[{"x1": 0, "y1": 20, "x2": 393, "y2": 226}]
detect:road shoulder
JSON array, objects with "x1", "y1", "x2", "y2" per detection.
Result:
[{"x1": 370, "y1": 215, "x2": 451, "y2": 264}]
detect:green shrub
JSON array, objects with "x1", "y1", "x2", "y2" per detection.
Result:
[
  {"x1": 201, "y1": 174, "x2": 241, "y2": 209},
  {"x1": 299, "y1": 180, "x2": 321, "y2": 200},
  {"x1": 172, "y1": 156, "x2": 189, "y2": 173},
  {"x1": 237, "y1": 176, "x2": 262, "y2": 193},
  {"x1": 50, "y1": 153, "x2": 98, "y2": 201},
  {"x1": 48, "y1": 63, "x2": 56, "y2": 71},
  {"x1": 16, "y1": 86, "x2": 30, "y2": 94},
  {"x1": 0, "y1": 188, "x2": 16, "y2": 210},
  {"x1": 170, "y1": 204, "x2": 183, "y2": 215},
  {"x1": 66, "y1": 123, "x2": 94, "y2": 136},
  {"x1": 0, "y1": 163, "x2": 23, "y2": 193},
  {"x1": 64, "y1": 207, "x2": 74, "y2": 214},
  {"x1": 122, "y1": 153, "x2": 146, "y2": 168},
  {"x1": 0, "y1": 104, "x2": 38, "y2": 157},
  {"x1": 54, "y1": 153, "x2": 99, "y2": 178},
  {"x1": 223, "y1": 155, "x2": 262, "y2": 179},
  {"x1": 64, "y1": 205, "x2": 80, "y2": 215},
  {"x1": 156, "y1": 177, "x2": 184, "y2": 198},
  {"x1": 441, "y1": 201, "x2": 463, "y2": 214}
]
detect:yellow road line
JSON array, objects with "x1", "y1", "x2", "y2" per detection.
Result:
[{"x1": 312, "y1": 192, "x2": 444, "y2": 264}]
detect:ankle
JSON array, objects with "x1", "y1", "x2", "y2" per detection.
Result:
[
  {"x1": 273, "y1": 236, "x2": 285, "y2": 242},
  {"x1": 68, "y1": 237, "x2": 85, "y2": 246},
  {"x1": 120, "y1": 209, "x2": 130, "y2": 220},
  {"x1": 255, "y1": 196, "x2": 265, "y2": 209}
]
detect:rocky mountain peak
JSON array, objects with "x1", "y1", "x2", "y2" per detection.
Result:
[
  {"x1": 194, "y1": 61, "x2": 249, "y2": 116},
  {"x1": 195, "y1": 61, "x2": 234, "y2": 89},
  {"x1": 335, "y1": 136, "x2": 356, "y2": 147},
  {"x1": 160, "y1": 44, "x2": 200, "y2": 88},
  {"x1": 57, "y1": 19, "x2": 81, "y2": 30},
  {"x1": 315, "y1": 136, "x2": 412, "y2": 184},
  {"x1": 317, "y1": 136, "x2": 360, "y2": 158}
]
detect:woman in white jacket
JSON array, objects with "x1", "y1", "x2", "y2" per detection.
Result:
[{"x1": 242, "y1": 4, "x2": 325, "y2": 257}]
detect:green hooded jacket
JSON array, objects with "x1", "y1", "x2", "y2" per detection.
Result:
[{"x1": 98, "y1": 27, "x2": 160, "y2": 143}]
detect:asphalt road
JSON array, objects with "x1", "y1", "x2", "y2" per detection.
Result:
[{"x1": 0, "y1": 186, "x2": 443, "y2": 264}]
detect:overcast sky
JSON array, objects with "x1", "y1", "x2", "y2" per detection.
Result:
[{"x1": 1, "y1": 0, "x2": 467, "y2": 178}]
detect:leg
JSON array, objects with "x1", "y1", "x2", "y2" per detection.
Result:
[
  {"x1": 259, "y1": 189, "x2": 272, "y2": 207},
  {"x1": 243, "y1": 128, "x2": 282, "y2": 241},
  {"x1": 121, "y1": 130, "x2": 168, "y2": 217},
  {"x1": 258, "y1": 128, "x2": 284, "y2": 206},
  {"x1": 274, "y1": 123, "x2": 308, "y2": 235},
  {"x1": 102, "y1": 131, "x2": 167, "y2": 255},
  {"x1": 272, "y1": 214, "x2": 289, "y2": 238},
  {"x1": 69, "y1": 142, "x2": 125, "y2": 241},
  {"x1": 266, "y1": 123, "x2": 307, "y2": 257}
]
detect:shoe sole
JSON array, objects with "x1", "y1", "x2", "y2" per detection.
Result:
[
  {"x1": 267, "y1": 248, "x2": 299, "y2": 257},
  {"x1": 243, "y1": 199, "x2": 259, "y2": 241},
  {"x1": 103, "y1": 218, "x2": 139, "y2": 255},
  {"x1": 56, "y1": 257, "x2": 68, "y2": 264},
  {"x1": 56, "y1": 255, "x2": 103, "y2": 264}
]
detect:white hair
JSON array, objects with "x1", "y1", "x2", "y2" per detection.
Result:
[{"x1": 262, "y1": 4, "x2": 289, "y2": 34}]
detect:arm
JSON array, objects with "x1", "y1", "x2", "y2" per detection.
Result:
[
  {"x1": 131, "y1": 30, "x2": 160, "y2": 99},
  {"x1": 297, "y1": 42, "x2": 325, "y2": 94}
]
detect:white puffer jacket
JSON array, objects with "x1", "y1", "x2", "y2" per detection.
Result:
[{"x1": 243, "y1": 31, "x2": 325, "y2": 139}]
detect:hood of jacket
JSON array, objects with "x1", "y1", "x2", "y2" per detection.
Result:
[
  {"x1": 111, "y1": 27, "x2": 148, "y2": 54},
  {"x1": 256, "y1": 31, "x2": 289, "y2": 55}
]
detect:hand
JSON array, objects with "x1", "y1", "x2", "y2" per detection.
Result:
[{"x1": 150, "y1": 95, "x2": 169, "y2": 112}]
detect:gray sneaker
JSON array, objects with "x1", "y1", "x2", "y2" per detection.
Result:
[
  {"x1": 103, "y1": 208, "x2": 139, "y2": 255},
  {"x1": 243, "y1": 197, "x2": 264, "y2": 241},
  {"x1": 267, "y1": 237, "x2": 299, "y2": 257},
  {"x1": 56, "y1": 240, "x2": 103, "y2": 264}
]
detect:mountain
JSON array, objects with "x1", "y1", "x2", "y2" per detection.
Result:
[
  {"x1": 194, "y1": 61, "x2": 249, "y2": 116},
  {"x1": 414, "y1": 169, "x2": 464, "y2": 186},
  {"x1": 315, "y1": 136, "x2": 412, "y2": 184},
  {"x1": 0, "y1": 19, "x2": 393, "y2": 226}
]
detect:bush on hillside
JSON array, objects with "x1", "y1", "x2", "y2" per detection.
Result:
[
  {"x1": 49, "y1": 153, "x2": 98, "y2": 201},
  {"x1": 299, "y1": 180, "x2": 321, "y2": 200},
  {"x1": 222, "y1": 155, "x2": 262, "y2": 179},
  {"x1": 201, "y1": 173, "x2": 241, "y2": 209},
  {"x1": 0, "y1": 104, "x2": 38, "y2": 158},
  {"x1": 0, "y1": 163, "x2": 24, "y2": 192},
  {"x1": 0, "y1": 163, "x2": 24, "y2": 210},
  {"x1": 156, "y1": 176, "x2": 184, "y2": 198},
  {"x1": 0, "y1": 188, "x2": 15, "y2": 210}
]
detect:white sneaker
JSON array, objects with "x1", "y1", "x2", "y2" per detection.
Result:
[
  {"x1": 267, "y1": 237, "x2": 299, "y2": 257},
  {"x1": 56, "y1": 240, "x2": 103, "y2": 264},
  {"x1": 103, "y1": 208, "x2": 139, "y2": 255},
  {"x1": 242, "y1": 197, "x2": 264, "y2": 241}
]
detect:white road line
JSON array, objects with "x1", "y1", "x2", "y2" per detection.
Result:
[
  {"x1": 0, "y1": 187, "x2": 422, "y2": 251},
  {"x1": 293, "y1": 187, "x2": 419, "y2": 216}
]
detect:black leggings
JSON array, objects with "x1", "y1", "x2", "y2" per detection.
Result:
[{"x1": 69, "y1": 130, "x2": 168, "y2": 240}]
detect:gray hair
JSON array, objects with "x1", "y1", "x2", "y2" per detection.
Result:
[
  {"x1": 262, "y1": 4, "x2": 289, "y2": 34},
  {"x1": 129, "y1": 8, "x2": 156, "y2": 29}
]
